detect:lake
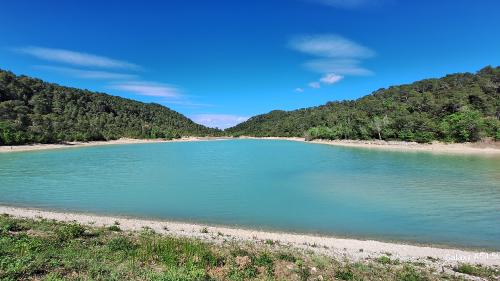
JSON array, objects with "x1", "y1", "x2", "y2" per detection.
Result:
[{"x1": 0, "y1": 139, "x2": 499, "y2": 250}]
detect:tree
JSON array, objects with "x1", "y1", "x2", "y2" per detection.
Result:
[
  {"x1": 440, "y1": 109, "x2": 484, "y2": 142},
  {"x1": 372, "y1": 115, "x2": 390, "y2": 140}
]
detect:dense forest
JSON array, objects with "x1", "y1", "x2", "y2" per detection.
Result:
[
  {"x1": 227, "y1": 66, "x2": 500, "y2": 143},
  {"x1": 0, "y1": 69, "x2": 220, "y2": 145},
  {"x1": 2, "y1": 67, "x2": 499, "y2": 145}
]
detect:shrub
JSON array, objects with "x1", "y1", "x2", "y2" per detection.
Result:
[
  {"x1": 255, "y1": 252, "x2": 274, "y2": 275},
  {"x1": 440, "y1": 109, "x2": 484, "y2": 142},
  {"x1": 277, "y1": 252, "x2": 296, "y2": 262},
  {"x1": 398, "y1": 266, "x2": 429, "y2": 281},
  {"x1": 335, "y1": 268, "x2": 354, "y2": 280},
  {"x1": 108, "y1": 236, "x2": 137, "y2": 252},
  {"x1": 376, "y1": 256, "x2": 392, "y2": 264},
  {"x1": 295, "y1": 260, "x2": 310, "y2": 281},
  {"x1": 453, "y1": 263, "x2": 498, "y2": 278},
  {"x1": 55, "y1": 223, "x2": 85, "y2": 241},
  {"x1": 107, "y1": 225, "x2": 121, "y2": 232}
]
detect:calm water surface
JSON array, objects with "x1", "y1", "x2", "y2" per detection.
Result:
[{"x1": 1, "y1": 140, "x2": 499, "y2": 250}]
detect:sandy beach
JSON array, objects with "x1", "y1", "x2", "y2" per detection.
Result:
[
  {"x1": 1, "y1": 136, "x2": 499, "y2": 155},
  {"x1": 1, "y1": 205, "x2": 498, "y2": 269},
  {"x1": 238, "y1": 137, "x2": 500, "y2": 155},
  {"x1": 0, "y1": 137, "x2": 231, "y2": 153}
]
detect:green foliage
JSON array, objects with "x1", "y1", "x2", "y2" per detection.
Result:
[
  {"x1": 107, "y1": 225, "x2": 121, "y2": 232},
  {"x1": 107, "y1": 236, "x2": 136, "y2": 252},
  {"x1": 55, "y1": 223, "x2": 86, "y2": 241},
  {"x1": 0, "y1": 216, "x2": 485, "y2": 281},
  {"x1": 335, "y1": 268, "x2": 355, "y2": 280},
  {"x1": 255, "y1": 252, "x2": 274, "y2": 275},
  {"x1": 0, "y1": 69, "x2": 220, "y2": 145},
  {"x1": 453, "y1": 263, "x2": 499, "y2": 278},
  {"x1": 227, "y1": 66, "x2": 500, "y2": 143},
  {"x1": 398, "y1": 265, "x2": 429, "y2": 281},
  {"x1": 305, "y1": 126, "x2": 338, "y2": 140},
  {"x1": 294, "y1": 259, "x2": 311, "y2": 281},
  {"x1": 276, "y1": 252, "x2": 297, "y2": 262},
  {"x1": 440, "y1": 108, "x2": 484, "y2": 142}
]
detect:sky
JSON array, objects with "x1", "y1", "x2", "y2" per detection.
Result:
[{"x1": 1, "y1": 0, "x2": 499, "y2": 129}]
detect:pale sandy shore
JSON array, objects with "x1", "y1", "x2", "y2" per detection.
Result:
[
  {"x1": 1, "y1": 136, "x2": 499, "y2": 155},
  {"x1": 240, "y1": 136, "x2": 500, "y2": 156},
  {"x1": 1, "y1": 205, "x2": 498, "y2": 269},
  {"x1": 0, "y1": 137, "x2": 230, "y2": 153}
]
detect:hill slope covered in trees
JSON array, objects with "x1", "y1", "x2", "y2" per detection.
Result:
[
  {"x1": 0, "y1": 69, "x2": 220, "y2": 145},
  {"x1": 226, "y1": 66, "x2": 500, "y2": 143}
]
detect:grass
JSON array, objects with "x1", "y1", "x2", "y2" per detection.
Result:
[
  {"x1": 0, "y1": 214, "x2": 498, "y2": 280},
  {"x1": 453, "y1": 263, "x2": 500, "y2": 279}
]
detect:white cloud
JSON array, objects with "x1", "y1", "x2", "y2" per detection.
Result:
[
  {"x1": 16, "y1": 46, "x2": 140, "y2": 70},
  {"x1": 304, "y1": 58, "x2": 373, "y2": 75},
  {"x1": 190, "y1": 114, "x2": 249, "y2": 129},
  {"x1": 308, "y1": 82, "x2": 321, "y2": 89},
  {"x1": 294, "y1": 87, "x2": 304, "y2": 93},
  {"x1": 289, "y1": 34, "x2": 374, "y2": 59},
  {"x1": 35, "y1": 65, "x2": 138, "y2": 80},
  {"x1": 110, "y1": 82, "x2": 181, "y2": 98},
  {"x1": 290, "y1": 34, "x2": 374, "y2": 90},
  {"x1": 319, "y1": 73, "x2": 344, "y2": 84}
]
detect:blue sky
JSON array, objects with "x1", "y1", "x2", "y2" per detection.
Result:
[{"x1": 1, "y1": 0, "x2": 499, "y2": 128}]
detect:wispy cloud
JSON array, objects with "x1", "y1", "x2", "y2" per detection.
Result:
[
  {"x1": 110, "y1": 81, "x2": 182, "y2": 98},
  {"x1": 308, "y1": 0, "x2": 383, "y2": 9},
  {"x1": 308, "y1": 82, "x2": 321, "y2": 89},
  {"x1": 304, "y1": 58, "x2": 372, "y2": 75},
  {"x1": 319, "y1": 73, "x2": 344, "y2": 84},
  {"x1": 35, "y1": 65, "x2": 138, "y2": 80},
  {"x1": 290, "y1": 34, "x2": 375, "y2": 91},
  {"x1": 289, "y1": 34, "x2": 374, "y2": 59},
  {"x1": 294, "y1": 87, "x2": 305, "y2": 93},
  {"x1": 190, "y1": 114, "x2": 249, "y2": 129},
  {"x1": 16, "y1": 46, "x2": 140, "y2": 70}
]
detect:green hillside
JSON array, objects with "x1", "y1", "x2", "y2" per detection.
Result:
[
  {"x1": 0, "y1": 69, "x2": 219, "y2": 145},
  {"x1": 226, "y1": 66, "x2": 500, "y2": 143}
]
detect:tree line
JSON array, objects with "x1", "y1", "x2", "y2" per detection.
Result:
[
  {"x1": 0, "y1": 69, "x2": 220, "y2": 145},
  {"x1": 226, "y1": 66, "x2": 500, "y2": 143}
]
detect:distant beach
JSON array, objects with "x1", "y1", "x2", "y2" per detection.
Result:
[
  {"x1": 1, "y1": 136, "x2": 499, "y2": 155},
  {"x1": 0, "y1": 137, "x2": 231, "y2": 153}
]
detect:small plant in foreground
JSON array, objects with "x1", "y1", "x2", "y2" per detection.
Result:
[
  {"x1": 107, "y1": 225, "x2": 121, "y2": 232},
  {"x1": 335, "y1": 268, "x2": 355, "y2": 280},
  {"x1": 55, "y1": 223, "x2": 85, "y2": 241},
  {"x1": 108, "y1": 236, "x2": 137, "y2": 252},
  {"x1": 453, "y1": 263, "x2": 498, "y2": 278}
]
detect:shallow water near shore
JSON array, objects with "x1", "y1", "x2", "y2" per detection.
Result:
[{"x1": 1, "y1": 139, "x2": 499, "y2": 250}]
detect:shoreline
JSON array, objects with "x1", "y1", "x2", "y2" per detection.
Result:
[
  {"x1": 239, "y1": 136, "x2": 500, "y2": 155},
  {"x1": 1, "y1": 205, "x2": 498, "y2": 267},
  {"x1": 0, "y1": 137, "x2": 231, "y2": 153},
  {"x1": 1, "y1": 136, "x2": 499, "y2": 155}
]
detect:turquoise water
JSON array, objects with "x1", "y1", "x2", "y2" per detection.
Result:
[{"x1": 1, "y1": 139, "x2": 499, "y2": 250}]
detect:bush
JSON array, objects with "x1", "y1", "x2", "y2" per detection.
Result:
[
  {"x1": 440, "y1": 109, "x2": 484, "y2": 142},
  {"x1": 107, "y1": 225, "x2": 121, "y2": 232},
  {"x1": 255, "y1": 252, "x2": 274, "y2": 275},
  {"x1": 305, "y1": 126, "x2": 338, "y2": 141},
  {"x1": 398, "y1": 266, "x2": 429, "y2": 281},
  {"x1": 376, "y1": 256, "x2": 391, "y2": 264},
  {"x1": 453, "y1": 263, "x2": 498, "y2": 278},
  {"x1": 335, "y1": 268, "x2": 354, "y2": 280},
  {"x1": 55, "y1": 223, "x2": 86, "y2": 241},
  {"x1": 108, "y1": 236, "x2": 136, "y2": 252}
]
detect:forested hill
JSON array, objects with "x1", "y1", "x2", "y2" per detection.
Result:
[
  {"x1": 0, "y1": 69, "x2": 219, "y2": 145},
  {"x1": 226, "y1": 66, "x2": 500, "y2": 143}
]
